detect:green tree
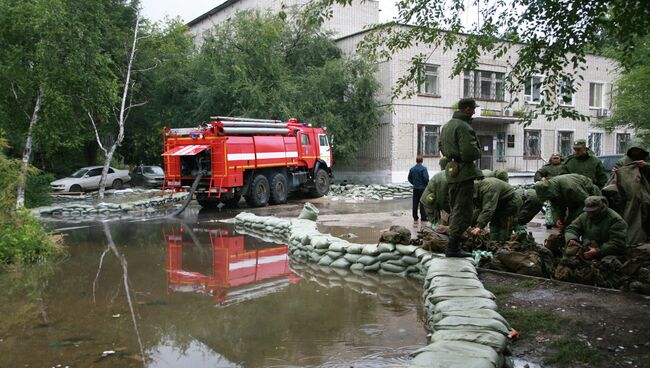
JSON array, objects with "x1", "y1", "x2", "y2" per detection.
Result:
[
  {"x1": 190, "y1": 10, "x2": 381, "y2": 163},
  {"x1": 313, "y1": 0, "x2": 650, "y2": 123},
  {"x1": 598, "y1": 35, "x2": 650, "y2": 140},
  {"x1": 0, "y1": 0, "x2": 138, "y2": 204}
]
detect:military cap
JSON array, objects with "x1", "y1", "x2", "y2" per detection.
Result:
[
  {"x1": 494, "y1": 169, "x2": 509, "y2": 182},
  {"x1": 550, "y1": 152, "x2": 562, "y2": 158},
  {"x1": 458, "y1": 98, "x2": 479, "y2": 109},
  {"x1": 573, "y1": 139, "x2": 587, "y2": 148},
  {"x1": 583, "y1": 196, "x2": 604, "y2": 212}
]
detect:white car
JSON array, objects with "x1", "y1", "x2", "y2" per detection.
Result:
[{"x1": 50, "y1": 166, "x2": 131, "y2": 192}]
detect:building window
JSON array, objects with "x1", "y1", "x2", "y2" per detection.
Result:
[
  {"x1": 524, "y1": 130, "x2": 541, "y2": 157},
  {"x1": 496, "y1": 132, "x2": 506, "y2": 161},
  {"x1": 616, "y1": 133, "x2": 631, "y2": 154},
  {"x1": 524, "y1": 76, "x2": 543, "y2": 103},
  {"x1": 418, "y1": 64, "x2": 439, "y2": 95},
  {"x1": 557, "y1": 131, "x2": 574, "y2": 157},
  {"x1": 417, "y1": 125, "x2": 440, "y2": 156},
  {"x1": 588, "y1": 132, "x2": 603, "y2": 156},
  {"x1": 507, "y1": 134, "x2": 515, "y2": 148},
  {"x1": 589, "y1": 82, "x2": 604, "y2": 108},
  {"x1": 463, "y1": 70, "x2": 505, "y2": 101},
  {"x1": 557, "y1": 79, "x2": 575, "y2": 106}
]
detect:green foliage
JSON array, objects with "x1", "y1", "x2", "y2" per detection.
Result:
[
  {"x1": 598, "y1": 35, "x2": 650, "y2": 138},
  {"x1": 189, "y1": 11, "x2": 381, "y2": 163},
  {"x1": 0, "y1": 209, "x2": 60, "y2": 266},
  {"x1": 314, "y1": 0, "x2": 650, "y2": 124},
  {"x1": 25, "y1": 172, "x2": 54, "y2": 208}
]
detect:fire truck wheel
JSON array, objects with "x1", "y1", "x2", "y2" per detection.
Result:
[
  {"x1": 310, "y1": 169, "x2": 330, "y2": 197},
  {"x1": 269, "y1": 173, "x2": 289, "y2": 204},
  {"x1": 245, "y1": 174, "x2": 270, "y2": 207}
]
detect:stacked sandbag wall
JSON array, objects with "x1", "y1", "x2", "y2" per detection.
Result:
[
  {"x1": 34, "y1": 192, "x2": 190, "y2": 219},
  {"x1": 329, "y1": 183, "x2": 413, "y2": 201},
  {"x1": 233, "y1": 209, "x2": 513, "y2": 368}
]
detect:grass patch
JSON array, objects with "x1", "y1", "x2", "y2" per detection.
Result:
[
  {"x1": 518, "y1": 279, "x2": 539, "y2": 288},
  {"x1": 546, "y1": 336, "x2": 605, "y2": 365},
  {"x1": 500, "y1": 308, "x2": 564, "y2": 334},
  {"x1": 485, "y1": 284, "x2": 517, "y2": 298}
]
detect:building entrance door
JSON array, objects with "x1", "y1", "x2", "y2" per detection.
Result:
[{"x1": 478, "y1": 135, "x2": 493, "y2": 170}]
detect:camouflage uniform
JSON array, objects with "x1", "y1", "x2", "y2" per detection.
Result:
[
  {"x1": 516, "y1": 188, "x2": 543, "y2": 225},
  {"x1": 563, "y1": 139, "x2": 608, "y2": 188},
  {"x1": 534, "y1": 173, "x2": 601, "y2": 226},
  {"x1": 534, "y1": 162, "x2": 568, "y2": 182},
  {"x1": 420, "y1": 171, "x2": 450, "y2": 226},
  {"x1": 565, "y1": 196, "x2": 628, "y2": 258},
  {"x1": 474, "y1": 177, "x2": 522, "y2": 241},
  {"x1": 440, "y1": 111, "x2": 483, "y2": 240}
]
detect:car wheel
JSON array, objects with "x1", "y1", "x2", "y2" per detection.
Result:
[
  {"x1": 70, "y1": 184, "x2": 82, "y2": 193},
  {"x1": 112, "y1": 179, "x2": 123, "y2": 190}
]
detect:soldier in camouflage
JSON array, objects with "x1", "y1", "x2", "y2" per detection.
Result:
[
  {"x1": 565, "y1": 196, "x2": 628, "y2": 259},
  {"x1": 534, "y1": 153, "x2": 568, "y2": 182},
  {"x1": 471, "y1": 177, "x2": 522, "y2": 241},
  {"x1": 534, "y1": 173, "x2": 601, "y2": 231},
  {"x1": 439, "y1": 98, "x2": 483, "y2": 257},
  {"x1": 420, "y1": 158, "x2": 449, "y2": 226},
  {"x1": 563, "y1": 139, "x2": 608, "y2": 188}
]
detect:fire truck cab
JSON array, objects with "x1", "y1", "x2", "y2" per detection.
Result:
[{"x1": 162, "y1": 116, "x2": 333, "y2": 208}]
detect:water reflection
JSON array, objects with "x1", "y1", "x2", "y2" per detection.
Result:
[
  {"x1": 163, "y1": 226, "x2": 301, "y2": 305},
  {"x1": 0, "y1": 220, "x2": 425, "y2": 367}
]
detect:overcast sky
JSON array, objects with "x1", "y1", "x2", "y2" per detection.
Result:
[{"x1": 141, "y1": 0, "x2": 400, "y2": 24}]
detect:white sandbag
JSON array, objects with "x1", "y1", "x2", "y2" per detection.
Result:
[
  {"x1": 318, "y1": 255, "x2": 334, "y2": 266},
  {"x1": 401, "y1": 255, "x2": 420, "y2": 265},
  {"x1": 380, "y1": 262, "x2": 406, "y2": 273},
  {"x1": 433, "y1": 316, "x2": 510, "y2": 335},
  {"x1": 430, "y1": 330, "x2": 508, "y2": 353},
  {"x1": 396, "y1": 244, "x2": 418, "y2": 255},
  {"x1": 343, "y1": 253, "x2": 363, "y2": 263},
  {"x1": 429, "y1": 287, "x2": 496, "y2": 304},
  {"x1": 377, "y1": 242, "x2": 396, "y2": 253},
  {"x1": 377, "y1": 251, "x2": 402, "y2": 262},
  {"x1": 326, "y1": 251, "x2": 344, "y2": 259},
  {"x1": 356, "y1": 255, "x2": 379, "y2": 266},
  {"x1": 362, "y1": 243, "x2": 380, "y2": 256},
  {"x1": 330, "y1": 258, "x2": 351, "y2": 269},
  {"x1": 298, "y1": 202, "x2": 319, "y2": 220},
  {"x1": 346, "y1": 243, "x2": 365, "y2": 254},
  {"x1": 329, "y1": 241, "x2": 349, "y2": 253}
]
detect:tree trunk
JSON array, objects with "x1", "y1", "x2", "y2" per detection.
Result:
[
  {"x1": 16, "y1": 88, "x2": 44, "y2": 209},
  {"x1": 97, "y1": 144, "x2": 117, "y2": 200}
]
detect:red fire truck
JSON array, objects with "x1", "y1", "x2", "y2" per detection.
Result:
[{"x1": 161, "y1": 116, "x2": 332, "y2": 208}]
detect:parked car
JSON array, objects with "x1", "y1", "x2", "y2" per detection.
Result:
[
  {"x1": 131, "y1": 165, "x2": 164, "y2": 188},
  {"x1": 50, "y1": 166, "x2": 131, "y2": 192},
  {"x1": 598, "y1": 154, "x2": 624, "y2": 178}
]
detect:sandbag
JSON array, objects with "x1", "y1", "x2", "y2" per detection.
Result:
[
  {"x1": 409, "y1": 351, "x2": 495, "y2": 368},
  {"x1": 495, "y1": 248, "x2": 544, "y2": 277},
  {"x1": 401, "y1": 255, "x2": 421, "y2": 265},
  {"x1": 432, "y1": 309, "x2": 510, "y2": 329},
  {"x1": 426, "y1": 271, "x2": 479, "y2": 281},
  {"x1": 362, "y1": 244, "x2": 380, "y2": 256},
  {"x1": 356, "y1": 255, "x2": 379, "y2": 266},
  {"x1": 330, "y1": 258, "x2": 351, "y2": 269},
  {"x1": 411, "y1": 341, "x2": 500, "y2": 368},
  {"x1": 380, "y1": 262, "x2": 407, "y2": 273},
  {"x1": 377, "y1": 251, "x2": 402, "y2": 261},
  {"x1": 364, "y1": 262, "x2": 381, "y2": 271},
  {"x1": 427, "y1": 258, "x2": 477, "y2": 274},
  {"x1": 377, "y1": 242, "x2": 396, "y2": 253},
  {"x1": 427, "y1": 276, "x2": 484, "y2": 290},
  {"x1": 328, "y1": 241, "x2": 349, "y2": 253},
  {"x1": 434, "y1": 316, "x2": 510, "y2": 335},
  {"x1": 430, "y1": 330, "x2": 508, "y2": 353},
  {"x1": 343, "y1": 253, "x2": 363, "y2": 263},
  {"x1": 326, "y1": 251, "x2": 344, "y2": 259},
  {"x1": 396, "y1": 244, "x2": 418, "y2": 255},
  {"x1": 318, "y1": 255, "x2": 334, "y2": 266},
  {"x1": 429, "y1": 288, "x2": 495, "y2": 304},
  {"x1": 298, "y1": 202, "x2": 319, "y2": 220},
  {"x1": 350, "y1": 263, "x2": 365, "y2": 272},
  {"x1": 346, "y1": 243, "x2": 364, "y2": 254}
]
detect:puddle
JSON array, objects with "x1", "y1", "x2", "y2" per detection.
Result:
[{"x1": 0, "y1": 219, "x2": 425, "y2": 367}]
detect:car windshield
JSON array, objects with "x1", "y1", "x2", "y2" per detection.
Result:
[
  {"x1": 143, "y1": 166, "x2": 164, "y2": 175},
  {"x1": 70, "y1": 169, "x2": 89, "y2": 178}
]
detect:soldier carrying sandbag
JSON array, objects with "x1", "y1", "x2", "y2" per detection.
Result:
[{"x1": 534, "y1": 173, "x2": 601, "y2": 231}]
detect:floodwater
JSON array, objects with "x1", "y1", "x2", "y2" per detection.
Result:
[{"x1": 0, "y1": 203, "x2": 427, "y2": 368}]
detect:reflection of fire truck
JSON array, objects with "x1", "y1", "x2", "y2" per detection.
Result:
[
  {"x1": 161, "y1": 116, "x2": 332, "y2": 208},
  {"x1": 164, "y1": 227, "x2": 301, "y2": 305}
]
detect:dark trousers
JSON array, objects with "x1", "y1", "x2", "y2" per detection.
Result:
[
  {"x1": 448, "y1": 180, "x2": 474, "y2": 239},
  {"x1": 413, "y1": 188, "x2": 427, "y2": 221}
]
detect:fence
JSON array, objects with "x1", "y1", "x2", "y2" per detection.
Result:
[{"x1": 476, "y1": 155, "x2": 546, "y2": 172}]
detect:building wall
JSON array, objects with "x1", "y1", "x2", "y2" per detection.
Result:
[
  {"x1": 188, "y1": 0, "x2": 379, "y2": 45},
  {"x1": 338, "y1": 27, "x2": 631, "y2": 184}
]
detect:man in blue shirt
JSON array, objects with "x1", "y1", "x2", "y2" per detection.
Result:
[{"x1": 408, "y1": 156, "x2": 429, "y2": 221}]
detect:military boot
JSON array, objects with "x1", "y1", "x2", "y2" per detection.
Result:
[{"x1": 446, "y1": 237, "x2": 472, "y2": 258}]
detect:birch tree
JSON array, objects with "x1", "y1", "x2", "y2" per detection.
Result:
[{"x1": 88, "y1": 8, "x2": 145, "y2": 200}]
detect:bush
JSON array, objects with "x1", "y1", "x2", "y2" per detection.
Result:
[
  {"x1": 25, "y1": 172, "x2": 54, "y2": 208},
  {"x1": 0, "y1": 209, "x2": 62, "y2": 266}
]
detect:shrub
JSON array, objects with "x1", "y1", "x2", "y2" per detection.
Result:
[
  {"x1": 0, "y1": 209, "x2": 63, "y2": 267},
  {"x1": 25, "y1": 172, "x2": 54, "y2": 208}
]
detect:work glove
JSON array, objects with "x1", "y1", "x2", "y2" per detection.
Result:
[{"x1": 583, "y1": 246, "x2": 599, "y2": 260}]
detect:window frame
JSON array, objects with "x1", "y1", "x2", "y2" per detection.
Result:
[
  {"x1": 523, "y1": 129, "x2": 542, "y2": 158},
  {"x1": 463, "y1": 69, "x2": 506, "y2": 102},
  {"x1": 524, "y1": 75, "x2": 544, "y2": 104},
  {"x1": 416, "y1": 124, "x2": 441, "y2": 157},
  {"x1": 589, "y1": 82, "x2": 605, "y2": 109},
  {"x1": 417, "y1": 64, "x2": 440, "y2": 96},
  {"x1": 616, "y1": 133, "x2": 631, "y2": 154},
  {"x1": 588, "y1": 131, "x2": 603, "y2": 156},
  {"x1": 556, "y1": 130, "x2": 575, "y2": 157},
  {"x1": 557, "y1": 79, "x2": 576, "y2": 107}
]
